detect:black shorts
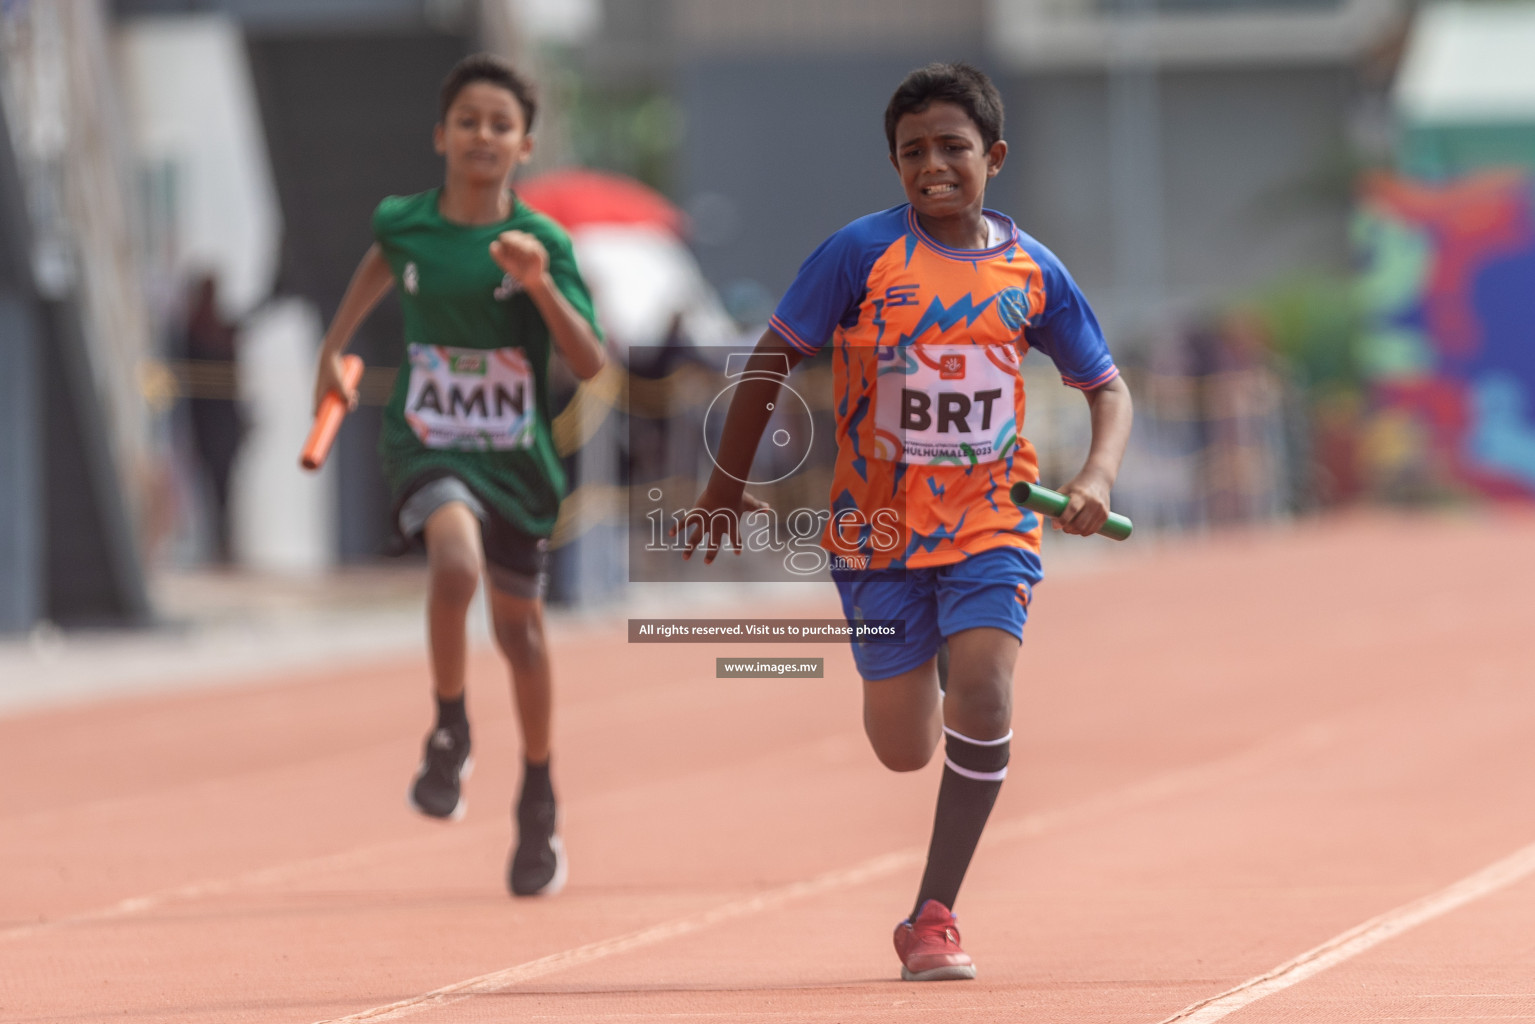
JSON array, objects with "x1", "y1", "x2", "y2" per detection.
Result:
[{"x1": 395, "y1": 472, "x2": 549, "y2": 599}]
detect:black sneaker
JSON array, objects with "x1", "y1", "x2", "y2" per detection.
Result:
[
  {"x1": 408, "y1": 727, "x2": 472, "y2": 820},
  {"x1": 508, "y1": 796, "x2": 566, "y2": 896}
]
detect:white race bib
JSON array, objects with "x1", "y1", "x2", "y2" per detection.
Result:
[
  {"x1": 873, "y1": 344, "x2": 1020, "y2": 465},
  {"x1": 404, "y1": 344, "x2": 536, "y2": 451}
]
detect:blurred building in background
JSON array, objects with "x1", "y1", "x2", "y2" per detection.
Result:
[
  {"x1": 674, "y1": 0, "x2": 1395, "y2": 333},
  {"x1": 5, "y1": 0, "x2": 1535, "y2": 634}
]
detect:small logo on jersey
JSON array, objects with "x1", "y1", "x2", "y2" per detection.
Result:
[
  {"x1": 404, "y1": 262, "x2": 419, "y2": 295},
  {"x1": 493, "y1": 274, "x2": 524, "y2": 301},
  {"x1": 448, "y1": 353, "x2": 487, "y2": 376},
  {"x1": 939, "y1": 354, "x2": 966, "y2": 380},
  {"x1": 997, "y1": 287, "x2": 1030, "y2": 331}
]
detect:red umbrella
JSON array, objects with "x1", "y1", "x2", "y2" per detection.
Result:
[{"x1": 515, "y1": 169, "x2": 687, "y2": 237}]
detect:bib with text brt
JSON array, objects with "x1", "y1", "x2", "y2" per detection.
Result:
[{"x1": 874, "y1": 344, "x2": 1020, "y2": 465}]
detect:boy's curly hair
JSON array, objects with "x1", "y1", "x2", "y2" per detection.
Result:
[
  {"x1": 884, "y1": 62, "x2": 1003, "y2": 153},
  {"x1": 439, "y1": 53, "x2": 538, "y2": 131}
]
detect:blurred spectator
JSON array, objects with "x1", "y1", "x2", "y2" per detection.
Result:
[
  {"x1": 1310, "y1": 389, "x2": 1364, "y2": 507},
  {"x1": 1133, "y1": 310, "x2": 1292, "y2": 530},
  {"x1": 1199, "y1": 310, "x2": 1286, "y2": 525},
  {"x1": 179, "y1": 273, "x2": 246, "y2": 564}
]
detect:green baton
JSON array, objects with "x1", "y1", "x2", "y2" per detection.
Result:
[{"x1": 1010, "y1": 482, "x2": 1134, "y2": 541}]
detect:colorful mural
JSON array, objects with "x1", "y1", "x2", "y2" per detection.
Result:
[{"x1": 1356, "y1": 171, "x2": 1535, "y2": 499}]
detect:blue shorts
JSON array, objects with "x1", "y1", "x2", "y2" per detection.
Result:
[{"x1": 832, "y1": 546, "x2": 1043, "y2": 681}]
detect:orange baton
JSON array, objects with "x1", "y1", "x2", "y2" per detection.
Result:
[{"x1": 300, "y1": 354, "x2": 364, "y2": 471}]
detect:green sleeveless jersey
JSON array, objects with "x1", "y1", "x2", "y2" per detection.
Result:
[{"x1": 372, "y1": 188, "x2": 600, "y2": 537}]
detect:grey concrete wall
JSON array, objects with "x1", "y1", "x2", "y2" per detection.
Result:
[
  {"x1": 678, "y1": 53, "x2": 991, "y2": 303},
  {"x1": 1000, "y1": 65, "x2": 1354, "y2": 320},
  {"x1": 680, "y1": 54, "x2": 1354, "y2": 333}
]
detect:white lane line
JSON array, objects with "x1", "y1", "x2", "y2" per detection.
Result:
[
  {"x1": 312, "y1": 852, "x2": 920, "y2": 1023},
  {"x1": 985, "y1": 721, "x2": 1336, "y2": 850},
  {"x1": 1158, "y1": 838, "x2": 1535, "y2": 1024},
  {"x1": 4, "y1": 715, "x2": 1334, "y2": 951},
  {"x1": 313, "y1": 724, "x2": 1340, "y2": 1024},
  {"x1": 0, "y1": 824, "x2": 498, "y2": 944}
]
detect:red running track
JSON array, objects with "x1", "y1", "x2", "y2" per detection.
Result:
[{"x1": 3, "y1": 511, "x2": 1535, "y2": 1023}]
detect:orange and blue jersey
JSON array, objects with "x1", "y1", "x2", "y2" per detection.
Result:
[{"x1": 770, "y1": 204, "x2": 1118, "y2": 570}]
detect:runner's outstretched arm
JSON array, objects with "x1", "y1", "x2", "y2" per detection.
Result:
[
  {"x1": 681, "y1": 328, "x2": 806, "y2": 562},
  {"x1": 313, "y1": 243, "x2": 394, "y2": 413}
]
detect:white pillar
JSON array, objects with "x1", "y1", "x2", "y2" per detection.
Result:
[{"x1": 231, "y1": 298, "x2": 335, "y2": 574}]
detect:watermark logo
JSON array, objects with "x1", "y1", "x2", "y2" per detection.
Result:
[
  {"x1": 701, "y1": 352, "x2": 815, "y2": 486},
  {"x1": 626, "y1": 345, "x2": 907, "y2": 583},
  {"x1": 640, "y1": 495, "x2": 899, "y2": 577}
]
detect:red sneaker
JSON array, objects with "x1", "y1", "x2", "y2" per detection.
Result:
[{"x1": 892, "y1": 900, "x2": 977, "y2": 981}]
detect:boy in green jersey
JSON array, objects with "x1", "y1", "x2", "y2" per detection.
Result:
[{"x1": 312, "y1": 54, "x2": 605, "y2": 896}]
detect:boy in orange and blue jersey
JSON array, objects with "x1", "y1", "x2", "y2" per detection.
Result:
[{"x1": 684, "y1": 62, "x2": 1133, "y2": 980}]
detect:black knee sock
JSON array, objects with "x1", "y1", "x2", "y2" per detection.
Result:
[
  {"x1": 520, "y1": 757, "x2": 553, "y2": 808},
  {"x1": 911, "y1": 727, "x2": 1011, "y2": 920},
  {"x1": 435, "y1": 695, "x2": 468, "y2": 741}
]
